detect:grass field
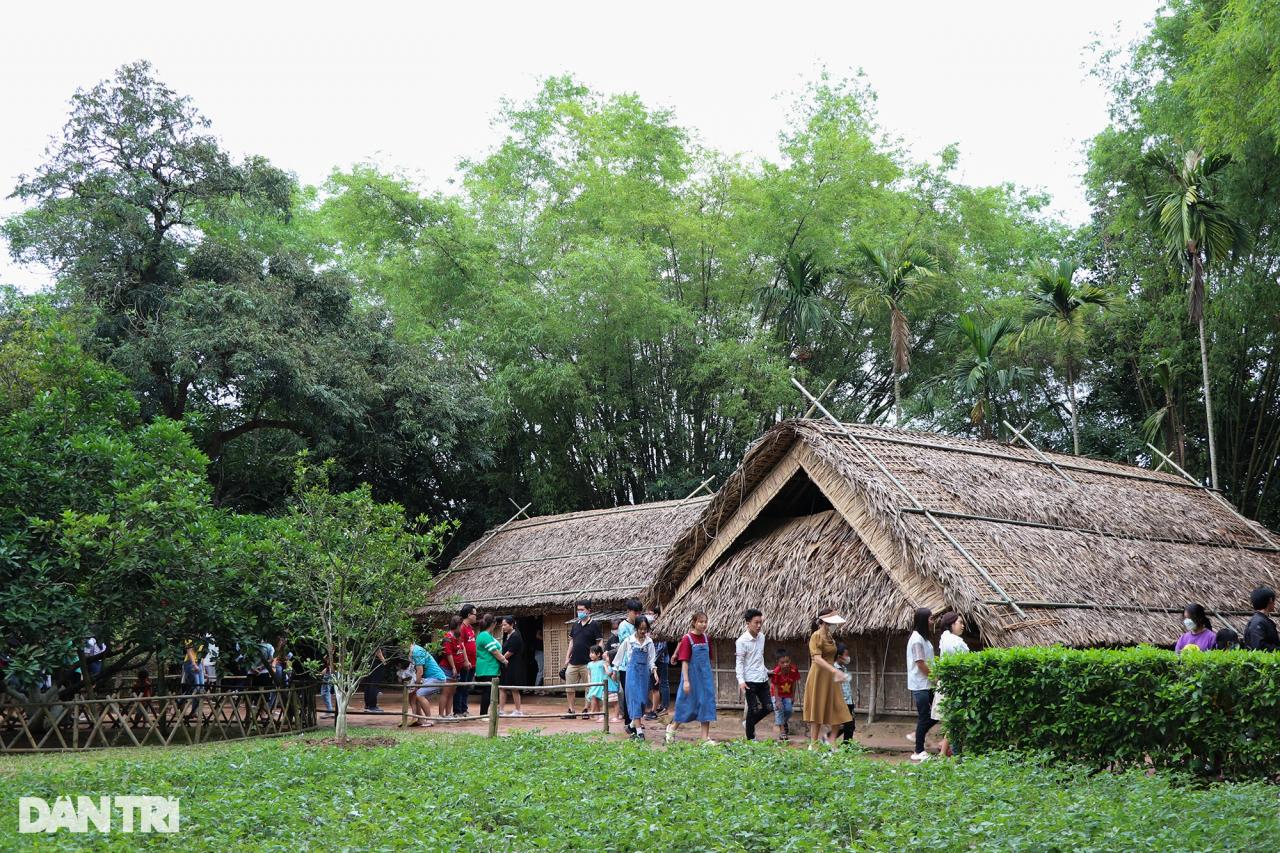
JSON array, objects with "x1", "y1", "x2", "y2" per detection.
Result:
[{"x1": 0, "y1": 728, "x2": 1276, "y2": 851}]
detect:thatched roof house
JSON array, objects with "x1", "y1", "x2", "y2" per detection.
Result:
[
  {"x1": 423, "y1": 496, "x2": 712, "y2": 685},
  {"x1": 646, "y1": 419, "x2": 1280, "y2": 713}
]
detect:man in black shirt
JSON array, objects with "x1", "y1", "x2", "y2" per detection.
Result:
[
  {"x1": 562, "y1": 600, "x2": 601, "y2": 718},
  {"x1": 1244, "y1": 586, "x2": 1280, "y2": 651}
]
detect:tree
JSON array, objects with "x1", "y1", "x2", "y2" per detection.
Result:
[
  {"x1": 936, "y1": 315, "x2": 1031, "y2": 440},
  {"x1": 852, "y1": 239, "x2": 942, "y2": 422},
  {"x1": 754, "y1": 251, "x2": 844, "y2": 359},
  {"x1": 0, "y1": 296, "x2": 278, "y2": 708},
  {"x1": 1144, "y1": 148, "x2": 1246, "y2": 489},
  {"x1": 276, "y1": 459, "x2": 454, "y2": 742},
  {"x1": 1021, "y1": 260, "x2": 1111, "y2": 454}
]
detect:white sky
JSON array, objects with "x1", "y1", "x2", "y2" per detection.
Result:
[{"x1": 1, "y1": 0, "x2": 1160, "y2": 291}]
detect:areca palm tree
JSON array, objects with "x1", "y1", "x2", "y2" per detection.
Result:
[
  {"x1": 754, "y1": 250, "x2": 842, "y2": 359},
  {"x1": 852, "y1": 240, "x2": 941, "y2": 422},
  {"x1": 1021, "y1": 260, "x2": 1111, "y2": 454},
  {"x1": 1144, "y1": 148, "x2": 1246, "y2": 489},
  {"x1": 945, "y1": 315, "x2": 1031, "y2": 440}
]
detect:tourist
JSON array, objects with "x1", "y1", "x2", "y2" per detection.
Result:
[
  {"x1": 1175, "y1": 604, "x2": 1217, "y2": 653},
  {"x1": 770, "y1": 649, "x2": 800, "y2": 742},
  {"x1": 907, "y1": 607, "x2": 936, "y2": 762},
  {"x1": 614, "y1": 599, "x2": 643, "y2": 730},
  {"x1": 410, "y1": 636, "x2": 448, "y2": 727},
  {"x1": 453, "y1": 605, "x2": 478, "y2": 716},
  {"x1": 408, "y1": 636, "x2": 437, "y2": 726},
  {"x1": 665, "y1": 610, "x2": 717, "y2": 745},
  {"x1": 562, "y1": 600, "x2": 601, "y2": 719},
  {"x1": 475, "y1": 614, "x2": 507, "y2": 717},
  {"x1": 585, "y1": 646, "x2": 608, "y2": 716},
  {"x1": 614, "y1": 615, "x2": 658, "y2": 740},
  {"x1": 532, "y1": 627, "x2": 545, "y2": 687},
  {"x1": 932, "y1": 611, "x2": 970, "y2": 757},
  {"x1": 498, "y1": 616, "x2": 527, "y2": 716},
  {"x1": 130, "y1": 668, "x2": 154, "y2": 725},
  {"x1": 735, "y1": 608, "x2": 772, "y2": 741},
  {"x1": 834, "y1": 643, "x2": 856, "y2": 745},
  {"x1": 1244, "y1": 586, "x2": 1279, "y2": 651},
  {"x1": 364, "y1": 646, "x2": 387, "y2": 714},
  {"x1": 82, "y1": 635, "x2": 106, "y2": 683},
  {"x1": 1215, "y1": 626, "x2": 1241, "y2": 650},
  {"x1": 179, "y1": 638, "x2": 204, "y2": 719},
  {"x1": 646, "y1": 605, "x2": 669, "y2": 717},
  {"x1": 201, "y1": 637, "x2": 218, "y2": 688},
  {"x1": 802, "y1": 608, "x2": 851, "y2": 752},
  {"x1": 319, "y1": 655, "x2": 334, "y2": 716}
]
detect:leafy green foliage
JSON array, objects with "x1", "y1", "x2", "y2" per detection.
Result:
[
  {"x1": 274, "y1": 459, "x2": 455, "y2": 740},
  {"x1": 0, "y1": 731, "x2": 1275, "y2": 850},
  {"x1": 934, "y1": 645, "x2": 1280, "y2": 778}
]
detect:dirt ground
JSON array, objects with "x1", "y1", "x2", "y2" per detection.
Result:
[{"x1": 336, "y1": 691, "x2": 938, "y2": 760}]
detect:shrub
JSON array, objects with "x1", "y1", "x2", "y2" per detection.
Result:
[{"x1": 933, "y1": 645, "x2": 1280, "y2": 778}]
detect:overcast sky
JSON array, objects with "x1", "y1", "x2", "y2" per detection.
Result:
[{"x1": 1, "y1": 0, "x2": 1161, "y2": 291}]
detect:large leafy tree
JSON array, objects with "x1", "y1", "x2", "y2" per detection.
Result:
[
  {"x1": 1143, "y1": 148, "x2": 1245, "y2": 489},
  {"x1": 1021, "y1": 260, "x2": 1111, "y2": 454},
  {"x1": 936, "y1": 315, "x2": 1031, "y2": 440},
  {"x1": 0, "y1": 296, "x2": 279, "y2": 704}
]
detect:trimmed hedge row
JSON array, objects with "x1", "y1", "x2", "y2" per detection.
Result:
[{"x1": 932, "y1": 646, "x2": 1280, "y2": 778}]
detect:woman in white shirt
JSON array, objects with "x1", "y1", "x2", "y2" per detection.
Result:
[
  {"x1": 932, "y1": 611, "x2": 970, "y2": 757},
  {"x1": 905, "y1": 608, "x2": 935, "y2": 762}
]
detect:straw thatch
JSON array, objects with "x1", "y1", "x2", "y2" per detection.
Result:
[
  {"x1": 649, "y1": 419, "x2": 1280, "y2": 647},
  {"x1": 421, "y1": 496, "x2": 712, "y2": 615}
]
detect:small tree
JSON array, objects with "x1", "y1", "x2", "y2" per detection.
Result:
[{"x1": 277, "y1": 459, "x2": 454, "y2": 742}]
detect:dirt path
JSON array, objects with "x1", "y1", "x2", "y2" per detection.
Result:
[{"x1": 333, "y1": 693, "x2": 936, "y2": 760}]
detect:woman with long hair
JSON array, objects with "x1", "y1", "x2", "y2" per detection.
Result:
[{"x1": 906, "y1": 607, "x2": 935, "y2": 762}]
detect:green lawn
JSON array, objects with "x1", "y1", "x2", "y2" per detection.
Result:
[{"x1": 0, "y1": 729, "x2": 1275, "y2": 851}]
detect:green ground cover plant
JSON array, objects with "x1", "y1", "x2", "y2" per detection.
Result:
[
  {"x1": 935, "y1": 646, "x2": 1280, "y2": 778},
  {"x1": 0, "y1": 729, "x2": 1274, "y2": 851}
]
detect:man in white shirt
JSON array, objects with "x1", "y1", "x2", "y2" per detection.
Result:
[{"x1": 735, "y1": 608, "x2": 772, "y2": 740}]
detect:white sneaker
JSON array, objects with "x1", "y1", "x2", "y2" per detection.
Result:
[
  {"x1": 910, "y1": 751, "x2": 930, "y2": 762},
  {"x1": 702, "y1": 738, "x2": 718, "y2": 746},
  {"x1": 664, "y1": 725, "x2": 675, "y2": 745},
  {"x1": 511, "y1": 710, "x2": 525, "y2": 717}
]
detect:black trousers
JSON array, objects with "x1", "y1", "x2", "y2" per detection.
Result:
[
  {"x1": 912, "y1": 688, "x2": 936, "y2": 753},
  {"x1": 839, "y1": 703, "x2": 856, "y2": 741},
  {"x1": 743, "y1": 681, "x2": 773, "y2": 739},
  {"x1": 477, "y1": 676, "x2": 499, "y2": 716},
  {"x1": 453, "y1": 668, "x2": 474, "y2": 714}
]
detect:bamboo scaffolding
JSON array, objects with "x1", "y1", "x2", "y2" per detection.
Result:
[{"x1": 1003, "y1": 421, "x2": 1078, "y2": 486}]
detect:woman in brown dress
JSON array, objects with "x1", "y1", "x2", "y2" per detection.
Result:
[{"x1": 802, "y1": 607, "x2": 853, "y2": 750}]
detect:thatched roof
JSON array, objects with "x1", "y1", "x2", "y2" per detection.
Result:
[
  {"x1": 648, "y1": 420, "x2": 1280, "y2": 647},
  {"x1": 421, "y1": 496, "x2": 712, "y2": 615}
]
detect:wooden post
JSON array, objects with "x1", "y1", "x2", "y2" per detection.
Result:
[
  {"x1": 400, "y1": 684, "x2": 410, "y2": 729},
  {"x1": 602, "y1": 685, "x2": 610, "y2": 734},
  {"x1": 487, "y1": 679, "x2": 500, "y2": 738},
  {"x1": 867, "y1": 645, "x2": 878, "y2": 726}
]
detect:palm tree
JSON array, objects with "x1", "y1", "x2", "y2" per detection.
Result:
[
  {"x1": 1141, "y1": 358, "x2": 1186, "y2": 467},
  {"x1": 1144, "y1": 148, "x2": 1246, "y2": 489},
  {"x1": 945, "y1": 315, "x2": 1031, "y2": 440},
  {"x1": 852, "y1": 240, "x2": 942, "y2": 422},
  {"x1": 754, "y1": 250, "x2": 842, "y2": 360},
  {"x1": 1021, "y1": 260, "x2": 1111, "y2": 454}
]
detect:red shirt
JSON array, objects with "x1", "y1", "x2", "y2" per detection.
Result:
[
  {"x1": 674, "y1": 631, "x2": 710, "y2": 663},
  {"x1": 441, "y1": 632, "x2": 468, "y2": 673},
  {"x1": 770, "y1": 664, "x2": 800, "y2": 698},
  {"x1": 460, "y1": 623, "x2": 477, "y2": 666}
]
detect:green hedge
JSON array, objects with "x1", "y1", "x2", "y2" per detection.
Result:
[{"x1": 933, "y1": 646, "x2": 1280, "y2": 778}]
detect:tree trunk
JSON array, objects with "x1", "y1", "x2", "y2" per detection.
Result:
[
  {"x1": 1198, "y1": 312, "x2": 1219, "y2": 490},
  {"x1": 1065, "y1": 360, "x2": 1079, "y2": 455},
  {"x1": 893, "y1": 372, "x2": 903, "y2": 424},
  {"x1": 332, "y1": 673, "x2": 360, "y2": 742}
]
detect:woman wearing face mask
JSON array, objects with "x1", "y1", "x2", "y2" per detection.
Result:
[{"x1": 1174, "y1": 603, "x2": 1216, "y2": 653}]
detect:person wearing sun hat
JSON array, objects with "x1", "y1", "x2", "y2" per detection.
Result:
[{"x1": 802, "y1": 607, "x2": 852, "y2": 750}]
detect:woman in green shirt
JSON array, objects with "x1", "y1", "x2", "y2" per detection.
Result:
[{"x1": 475, "y1": 614, "x2": 507, "y2": 716}]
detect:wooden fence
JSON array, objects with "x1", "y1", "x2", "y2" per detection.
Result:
[{"x1": 0, "y1": 683, "x2": 317, "y2": 752}]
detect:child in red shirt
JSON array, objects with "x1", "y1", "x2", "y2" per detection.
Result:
[{"x1": 770, "y1": 649, "x2": 801, "y2": 741}]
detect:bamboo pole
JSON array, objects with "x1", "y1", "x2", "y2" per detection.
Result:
[
  {"x1": 980, "y1": 599, "x2": 1257, "y2": 616},
  {"x1": 399, "y1": 685, "x2": 410, "y2": 729},
  {"x1": 602, "y1": 689, "x2": 610, "y2": 734},
  {"x1": 802, "y1": 378, "x2": 838, "y2": 418},
  {"x1": 1003, "y1": 421, "x2": 1077, "y2": 486},
  {"x1": 440, "y1": 502, "x2": 533, "y2": 580}
]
